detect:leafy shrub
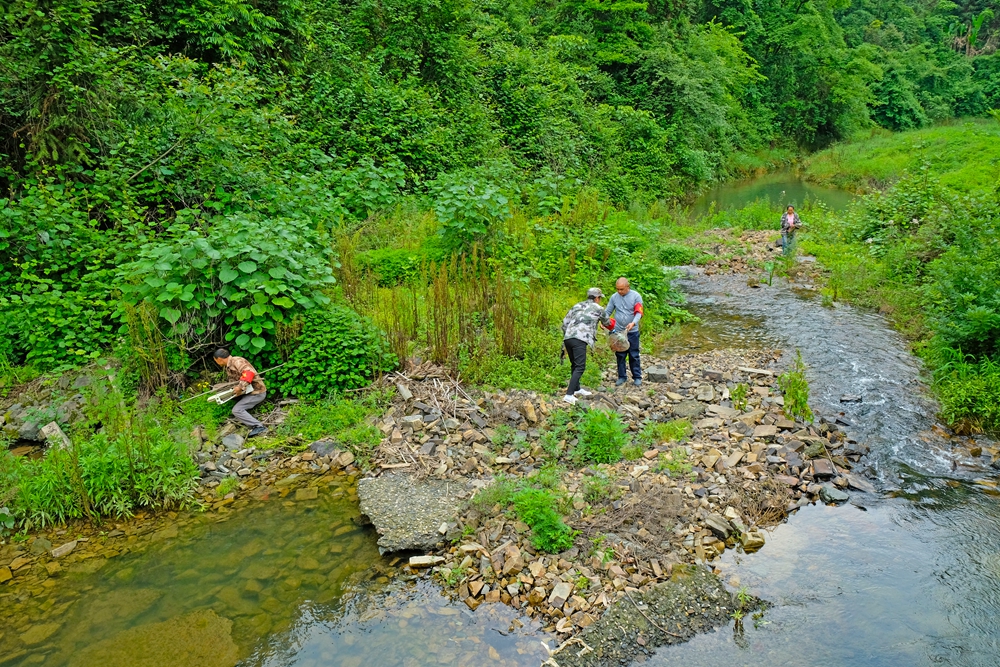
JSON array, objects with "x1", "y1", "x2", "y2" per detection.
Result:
[
  {"x1": 272, "y1": 305, "x2": 397, "y2": 399},
  {"x1": 655, "y1": 448, "x2": 693, "y2": 477},
  {"x1": 931, "y1": 348, "x2": 1000, "y2": 434},
  {"x1": 777, "y1": 350, "x2": 814, "y2": 423},
  {"x1": 124, "y1": 214, "x2": 336, "y2": 357},
  {"x1": 512, "y1": 487, "x2": 575, "y2": 554},
  {"x1": 575, "y1": 410, "x2": 629, "y2": 464},
  {"x1": 731, "y1": 383, "x2": 749, "y2": 411},
  {"x1": 658, "y1": 244, "x2": 701, "y2": 266}
]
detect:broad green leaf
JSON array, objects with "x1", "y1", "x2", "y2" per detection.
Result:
[
  {"x1": 238, "y1": 261, "x2": 258, "y2": 273},
  {"x1": 219, "y1": 267, "x2": 239, "y2": 283},
  {"x1": 236, "y1": 334, "x2": 250, "y2": 347},
  {"x1": 159, "y1": 307, "x2": 181, "y2": 325},
  {"x1": 251, "y1": 337, "x2": 266, "y2": 349},
  {"x1": 273, "y1": 296, "x2": 294, "y2": 308}
]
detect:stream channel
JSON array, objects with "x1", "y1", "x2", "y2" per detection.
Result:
[{"x1": 7, "y1": 174, "x2": 999, "y2": 667}]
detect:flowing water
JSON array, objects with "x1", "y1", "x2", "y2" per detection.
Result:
[{"x1": 6, "y1": 175, "x2": 999, "y2": 667}]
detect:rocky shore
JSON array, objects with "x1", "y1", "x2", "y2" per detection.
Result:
[{"x1": 355, "y1": 349, "x2": 875, "y2": 645}]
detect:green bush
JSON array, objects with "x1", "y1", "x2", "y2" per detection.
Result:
[
  {"x1": 575, "y1": 410, "x2": 629, "y2": 464},
  {"x1": 124, "y1": 214, "x2": 337, "y2": 357},
  {"x1": 512, "y1": 487, "x2": 575, "y2": 554},
  {"x1": 277, "y1": 395, "x2": 385, "y2": 442},
  {"x1": 777, "y1": 350, "x2": 814, "y2": 423},
  {"x1": 931, "y1": 348, "x2": 1000, "y2": 434},
  {"x1": 658, "y1": 244, "x2": 701, "y2": 266},
  {"x1": 272, "y1": 305, "x2": 397, "y2": 399}
]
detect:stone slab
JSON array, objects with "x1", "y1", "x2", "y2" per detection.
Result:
[{"x1": 357, "y1": 473, "x2": 465, "y2": 553}]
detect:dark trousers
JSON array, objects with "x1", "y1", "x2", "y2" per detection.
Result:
[
  {"x1": 616, "y1": 330, "x2": 641, "y2": 380},
  {"x1": 564, "y1": 338, "x2": 589, "y2": 395}
]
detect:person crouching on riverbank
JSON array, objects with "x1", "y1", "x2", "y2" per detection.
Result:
[
  {"x1": 561, "y1": 288, "x2": 615, "y2": 404},
  {"x1": 780, "y1": 205, "x2": 801, "y2": 257},
  {"x1": 213, "y1": 349, "x2": 268, "y2": 438}
]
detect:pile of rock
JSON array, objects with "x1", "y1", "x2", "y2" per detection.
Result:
[{"x1": 357, "y1": 348, "x2": 876, "y2": 637}]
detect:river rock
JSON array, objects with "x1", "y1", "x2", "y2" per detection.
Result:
[
  {"x1": 704, "y1": 514, "x2": 732, "y2": 539},
  {"x1": 73, "y1": 610, "x2": 239, "y2": 667},
  {"x1": 409, "y1": 555, "x2": 445, "y2": 568},
  {"x1": 357, "y1": 473, "x2": 464, "y2": 553},
  {"x1": 819, "y1": 484, "x2": 849, "y2": 503},
  {"x1": 673, "y1": 400, "x2": 705, "y2": 419},
  {"x1": 221, "y1": 434, "x2": 244, "y2": 450},
  {"x1": 21, "y1": 622, "x2": 62, "y2": 645},
  {"x1": 695, "y1": 384, "x2": 715, "y2": 402},
  {"x1": 30, "y1": 537, "x2": 52, "y2": 555},
  {"x1": 646, "y1": 366, "x2": 670, "y2": 383},
  {"x1": 844, "y1": 474, "x2": 877, "y2": 494},
  {"x1": 0, "y1": 566, "x2": 11, "y2": 583},
  {"x1": 549, "y1": 581, "x2": 574, "y2": 608},
  {"x1": 752, "y1": 424, "x2": 777, "y2": 440},
  {"x1": 52, "y1": 540, "x2": 78, "y2": 558}
]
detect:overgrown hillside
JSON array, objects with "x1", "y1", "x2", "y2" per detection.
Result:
[{"x1": 2, "y1": 0, "x2": 999, "y2": 375}]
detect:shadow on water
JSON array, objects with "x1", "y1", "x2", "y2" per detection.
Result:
[{"x1": 650, "y1": 268, "x2": 1000, "y2": 667}]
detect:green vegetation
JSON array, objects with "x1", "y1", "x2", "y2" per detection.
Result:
[
  {"x1": 216, "y1": 476, "x2": 239, "y2": 497},
  {"x1": 801, "y1": 124, "x2": 1000, "y2": 432},
  {"x1": 805, "y1": 121, "x2": 1000, "y2": 193},
  {"x1": 655, "y1": 448, "x2": 694, "y2": 478},
  {"x1": 638, "y1": 419, "x2": 694, "y2": 446},
  {"x1": 574, "y1": 411, "x2": 630, "y2": 465},
  {"x1": 1, "y1": 0, "x2": 999, "y2": 530},
  {"x1": 731, "y1": 384, "x2": 749, "y2": 412},
  {"x1": 275, "y1": 393, "x2": 390, "y2": 467},
  {"x1": 0, "y1": 381, "x2": 199, "y2": 529},
  {"x1": 469, "y1": 470, "x2": 574, "y2": 554},
  {"x1": 777, "y1": 350, "x2": 814, "y2": 423},
  {"x1": 582, "y1": 472, "x2": 621, "y2": 504}
]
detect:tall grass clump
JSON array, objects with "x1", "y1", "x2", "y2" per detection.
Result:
[
  {"x1": 0, "y1": 382, "x2": 200, "y2": 529},
  {"x1": 574, "y1": 410, "x2": 629, "y2": 464},
  {"x1": 930, "y1": 348, "x2": 1000, "y2": 434}
]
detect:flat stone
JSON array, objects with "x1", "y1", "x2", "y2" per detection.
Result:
[
  {"x1": 706, "y1": 405, "x2": 738, "y2": 419},
  {"x1": 812, "y1": 459, "x2": 836, "y2": 477},
  {"x1": 73, "y1": 610, "x2": 238, "y2": 667},
  {"x1": 30, "y1": 537, "x2": 53, "y2": 555},
  {"x1": 409, "y1": 555, "x2": 445, "y2": 568},
  {"x1": 51, "y1": 540, "x2": 78, "y2": 558},
  {"x1": 819, "y1": 484, "x2": 849, "y2": 503},
  {"x1": 549, "y1": 581, "x2": 574, "y2": 608},
  {"x1": 337, "y1": 451, "x2": 355, "y2": 467},
  {"x1": 705, "y1": 514, "x2": 732, "y2": 539},
  {"x1": 774, "y1": 474, "x2": 800, "y2": 486},
  {"x1": 695, "y1": 384, "x2": 715, "y2": 402},
  {"x1": 742, "y1": 531, "x2": 766, "y2": 552},
  {"x1": 840, "y1": 394, "x2": 862, "y2": 403},
  {"x1": 308, "y1": 439, "x2": 338, "y2": 456},
  {"x1": 724, "y1": 451, "x2": 744, "y2": 468},
  {"x1": 396, "y1": 384, "x2": 413, "y2": 401},
  {"x1": 221, "y1": 434, "x2": 244, "y2": 450},
  {"x1": 21, "y1": 622, "x2": 62, "y2": 645},
  {"x1": 646, "y1": 366, "x2": 670, "y2": 383},
  {"x1": 752, "y1": 425, "x2": 778, "y2": 440},
  {"x1": 737, "y1": 410, "x2": 765, "y2": 426},
  {"x1": 844, "y1": 474, "x2": 877, "y2": 494},
  {"x1": 672, "y1": 400, "x2": 706, "y2": 419},
  {"x1": 295, "y1": 487, "x2": 318, "y2": 501},
  {"x1": 695, "y1": 417, "x2": 723, "y2": 430},
  {"x1": 0, "y1": 566, "x2": 11, "y2": 583},
  {"x1": 357, "y1": 474, "x2": 464, "y2": 553}
]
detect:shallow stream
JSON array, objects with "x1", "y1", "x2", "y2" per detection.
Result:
[{"x1": 6, "y1": 175, "x2": 998, "y2": 667}]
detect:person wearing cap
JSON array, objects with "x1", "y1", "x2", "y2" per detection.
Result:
[{"x1": 560, "y1": 288, "x2": 616, "y2": 404}]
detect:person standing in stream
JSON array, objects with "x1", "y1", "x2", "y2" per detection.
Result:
[
  {"x1": 213, "y1": 348, "x2": 269, "y2": 437},
  {"x1": 780, "y1": 205, "x2": 802, "y2": 257},
  {"x1": 561, "y1": 287, "x2": 616, "y2": 404},
  {"x1": 605, "y1": 277, "x2": 644, "y2": 387}
]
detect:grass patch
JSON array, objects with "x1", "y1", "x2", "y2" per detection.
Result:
[
  {"x1": 582, "y1": 471, "x2": 621, "y2": 504},
  {"x1": 655, "y1": 448, "x2": 693, "y2": 478},
  {"x1": 638, "y1": 419, "x2": 693, "y2": 446},
  {"x1": 469, "y1": 471, "x2": 574, "y2": 554},
  {"x1": 805, "y1": 121, "x2": 1000, "y2": 194},
  {"x1": 275, "y1": 391, "x2": 391, "y2": 467},
  {"x1": 216, "y1": 476, "x2": 239, "y2": 496}
]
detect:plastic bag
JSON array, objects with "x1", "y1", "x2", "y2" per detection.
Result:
[{"x1": 609, "y1": 331, "x2": 630, "y2": 352}]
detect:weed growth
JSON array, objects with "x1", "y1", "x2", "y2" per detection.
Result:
[
  {"x1": 777, "y1": 350, "x2": 813, "y2": 423},
  {"x1": 574, "y1": 411, "x2": 629, "y2": 464}
]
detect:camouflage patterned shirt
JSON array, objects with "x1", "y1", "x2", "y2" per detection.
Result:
[{"x1": 562, "y1": 300, "x2": 613, "y2": 347}]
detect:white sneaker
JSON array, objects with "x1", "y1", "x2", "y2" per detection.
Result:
[
  {"x1": 575, "y1": 389, "x2": 593, "y2": 397},
  {"x1": 563, "y1": 395, "x2": 578, "y2": 404}
]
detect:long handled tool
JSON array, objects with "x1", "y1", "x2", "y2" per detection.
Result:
[{"x1": 179, "y1": 363, "x2": 286, "y2": 404}]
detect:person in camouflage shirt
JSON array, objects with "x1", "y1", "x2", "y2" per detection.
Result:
[
  {"x1": 561, "y1": 287, "x2": 615, "y2": 404},
  {"x1": 212, "y1": 348, "x2": 268, "y2": 437}
]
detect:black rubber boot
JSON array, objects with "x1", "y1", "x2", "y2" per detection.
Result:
[{"x1": 247, "y1": 426, "x2": 268, "y2": 438}]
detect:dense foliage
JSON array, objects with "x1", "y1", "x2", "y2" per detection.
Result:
[
  {"x1": 802, "y1": 125, "x2": 1000, "y2": 432},
  {"x1": 2, "y1": 0, "x2": 998, "y2": 374}
]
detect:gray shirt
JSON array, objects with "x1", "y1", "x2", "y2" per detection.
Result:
[{"x1": 604, "y1": 289, "x2": 644, "y2": 333}]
